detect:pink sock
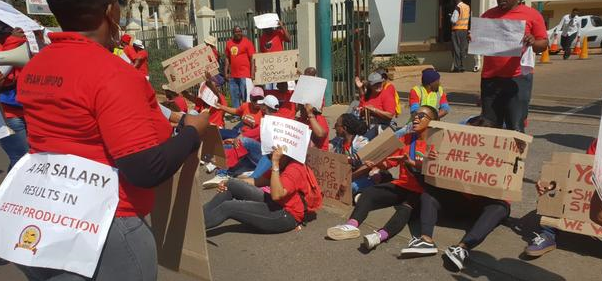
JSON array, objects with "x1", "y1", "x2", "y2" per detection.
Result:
[
  {"x1": 378, "y1": 229, "x2": 389, "y2": 241},
  {"x1": 346, "y1": 219, "x2": 359, "y2": 228}
]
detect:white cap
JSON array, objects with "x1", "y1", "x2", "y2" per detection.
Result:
[
  {"x1": 258, "y1": 95, "x2": 279, "y2": 110},
  {"x1": 133, "y1": 39, "x2": 145, "y2": 49}
]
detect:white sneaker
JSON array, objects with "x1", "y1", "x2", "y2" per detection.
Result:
[
  {"x1": 202, "y1": 174, "x2": 229, "y2": 189},
  {"x1": 326, "y1": 224, "x2": 360, "y2": 241},
  {"x1": 363, "y1": 231, "x2": 381, "y2": 250},
  {"x1": 239, "y1": 171, "x2": 254, "y2": 178},
  {"x1": 205, "y1": 162, "x2": 217, "y2": 173}
]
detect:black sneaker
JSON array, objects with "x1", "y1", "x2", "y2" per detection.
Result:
[
  {"x1": 444, "y1": 245, "x2": 468, "y2": 271},
  {"x1": 400, "y1": 237, "x2": 438, "y2": 258}
]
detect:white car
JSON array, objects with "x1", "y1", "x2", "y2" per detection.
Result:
[{"x1": 547, "y1": 15, "x2": 602, "y2": 53}]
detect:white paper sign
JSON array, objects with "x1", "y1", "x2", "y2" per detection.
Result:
[
  {"x1": 26, "y1": 0, "x2": 52, "y2": 16},
  {"x1": 198, "y1": 82, "x2": 218, "y2": 108},
  {"x1": 0, "y1": 1, "x2": 43, "y2": 31},
  {"x1": 593, "y1": 119, "x2": 602, "y2": 200},
  {"x1": 468, "y1": 17, "x2": 526, "y2": 57},
  {"x1": 520, "y1": 46, "x2": 535, "y2": 75},
  {"x1": 290, "y1": 75, "x2": 327, "y2": 110},
  {"x1": 260, "y1": 116, "x2": 312, "y2": 163},
  {"x1": 254, "y1": 13, "x2": 280, "y2": 29},
  {"x1": 0, "y1": 153, "x2": 119, "y2": 277},
  {"x1": 175, "y1": 35, "x2": 194, "y2": 50},
  {"x1": 24, "y1": 31, "x2": 39, "y2": 53}
]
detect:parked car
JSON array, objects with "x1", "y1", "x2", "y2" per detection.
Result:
[{"x1": 547, "y1": 15, "x2": 602, "y2": 54}]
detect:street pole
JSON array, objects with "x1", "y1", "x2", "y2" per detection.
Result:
[
  {"x1": 318, "y1": 0, "x2": 333, "y2": 106},
  {"x1": 139, "y1": 5, "x2": 144, "y2": 33},
  {"x1": 154, "y1": 12, "x2": 160, "y2": 49}
]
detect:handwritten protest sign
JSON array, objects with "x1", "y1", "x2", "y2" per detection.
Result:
[
  {"x1": 163, "y1": 45, "x2": 219, "y2": 93},
  {"x1": 199, "y1": 125, "x2": 226, "y2": 169},
  {"x1": 252, "y1": 50, "x2": 299, "y2": 85},
  {"x1": 254, "y1": 13, "x2": 279, "y2": 29},
  {"x1": 290, "y1": 75, "x2": 327, "y2": 110},
  {"x1": 422, "y1": 121, "x2": 532, "y2": 201},
  {"x1": 306, "y1": 148, "x2": 352, "y2": 206},
  {"x1": 537, "y1": 153, "x2": 602, "y2": 238},
  {"x1": 0, "y1": 1, "x2": 43, "y2": 31},
  {"x1": 356, "y1": 129, "x2": 403, "y2": 164},
  {"x1": 198, "y1": 82, "x2": 218, "y2": 108},
  {"x1": 260, "y1": 115, "x2": 311, "y2": 163},
  {"x1": 0, "y1": 153, "x2": 118, "y2": 277}
]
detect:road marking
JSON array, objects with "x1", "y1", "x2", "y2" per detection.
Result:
[{"x1": 550, "y1": 101, "x2": 600, "y2": 122}]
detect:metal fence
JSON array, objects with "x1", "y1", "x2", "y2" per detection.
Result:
[
  {"x1": 331, "y1": 0, "x2": 371, "y2": 104},
  {"x1": 135, "y1": 24, "x2": 198, "y2": 90}
]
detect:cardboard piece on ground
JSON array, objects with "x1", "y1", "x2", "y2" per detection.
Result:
[
  {"x1": 253, "y1": 13, "x2": 279, "y2": 29},
  {"x1": 422, "y1": 121, "x2": 533, "y2": 201},
  {"x1": 260, "y1": 115, "x2": 311, "y2": 163},
  {"x1": 175, "y1": 35, "x2": 194, "y2": 50},
  {"x1": 162, "y1": 45, "x2": 219, "y2": 93},
  {"x1": 199, "y1": 125, "x2": 226, "y2": 169},
  {"x1": 151, "y1": 150, "x2": 212, "y2": 281},
  {"x1": 252, "y1": 50, "x2": 299, "y2": 85},
  {"x1": 537, "y1": 153, "x2": 602, "y2": 237},
  {"x1": 305, "y1": 147, "x2": 353, "y2": 206},
  {"x1": 290, "y1": 75, "x2": 327, "y2": 110},
  {"x1": 198, "y1": 83, "x2": 218, "y2": 108},
  {"x1": 0, "y1": 1, "x2": 43, "y2": 31},
  {"x1": 356, "y1": 128, "x2": 403, "y2": 164}
]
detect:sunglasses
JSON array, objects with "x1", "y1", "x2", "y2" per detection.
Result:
[{"x1": 414, "y1": 112, "x2": 432, "y2": 121}]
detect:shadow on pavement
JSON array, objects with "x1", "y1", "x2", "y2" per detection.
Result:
[
  {"x1": 206, "y1": 224, "x2": 256, "y2": 238},
  {"x1": 462, "y1": 251, "x2": 566, "y2": 281},
  {"x1": 534, "y1": 133, "x2": 594, "y2": 150}
]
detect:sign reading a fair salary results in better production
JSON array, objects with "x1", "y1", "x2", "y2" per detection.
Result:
[
  {"x1": 260, "y1": 115, "x2": 311, "y2": 163},
  {"x1": 0, "y1": 153, "x2": 119, "y2": 277}
]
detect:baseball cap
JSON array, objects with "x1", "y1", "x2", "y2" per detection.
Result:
[
  {"x1": 258, "y1": 95, "x2": 279, "y2": 110},
  {"x1": 204, "y1": 35, "x2": 217, "y2": 47},
  {"x1": 249, "y1": 87, "x2": 265, "y2": 98},
  {"x1": 367, "y1": 72, "x2": 384, "y2": 86},
  {"x1": 133, "y1": 40, "x2": 145, "y2": 49}
]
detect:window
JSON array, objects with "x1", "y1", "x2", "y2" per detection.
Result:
[
  {"x1": 402, "y1": 0, "x2": 417, "y2": 23},
  {"x1": 582, "y1": 18, "x2": 588, "y2": 28},
  {"x1": 148, "y1": 3, "x2": 159, "y2": 17},
  {"x1": 592, "y1": 16, "x2": 602, "y2": 27}
]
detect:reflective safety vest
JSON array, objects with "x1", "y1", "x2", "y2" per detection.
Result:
[
  {"x1": 413, "y1": 85, "x2": 443, "y2": 109},
  {"x1": 384, "y1": 82, "x2": 402, "y2": 116},
  {"x1": 453, "y1": 2, "x2": 470, "y2": 31}
]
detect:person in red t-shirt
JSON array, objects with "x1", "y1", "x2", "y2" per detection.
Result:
[
  {"x1": 479, "y1": 1, "x2": 548, "y2": 132},
  {"x1": 14, "y1": 1, "x2": 211, "y2": 279},
  {"x1": 120, "y1": 34, "x2": 137, "y2": 62},
  {"x1": 265, "y1": 82, "x2": 296, "y2": 119},
  {"x1": 204, "y1": 145, "x2": 317, "y2": 233},
  {"x1": 217, "y1": 86, "x2": 265, "y2": 139},
  {"x1": 162, "y1": 84, "x2": 188, "y2": 113},
  {"x1": 225, "y1": 26, "x2": 256, "y2": 108},
  {"x1": 0, "y1": 25, "x2": 29, "y2": 171},
  {"x1": 297, "y1": 103, "x2": 329, "y2": 151},
  {"x1": 132, "y1": 39, "x2": 149, "y2": 79},
  {"x1": 191, "y1": 74, "x2": 227, "y2": 128},
  {"x1": 259, "y1": 20, "x2": 291, "y2": 53},
  {"x1": 326, "y1": 105, "x2": 439, "y2": 251},
  {"x1": 355, "y1": 72, "x2": 397, "y2": 139}
]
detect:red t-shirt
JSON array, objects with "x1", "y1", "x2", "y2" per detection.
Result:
[
  {"x1": 481, "y1": 5, "x2": 547, "y2": 78},
  {"x1": 135, "y1": 50, "x2": 149, "y2": 76},
  {"x1": 173, "y1": 96, "x2": 188, "y2": 113},
  {"x1": 226, "y1": 37, "x2": 255, "y2": 78},
  {"x1": 299, "y1": 115, "x2": 330, "y2": 151},
  {"x1": 195, "y1": 94, "x2": 227, "y2": 128},
  {"x1": 265, "y1": 90, "x2": 296, "y2": 119},
  {"x1": 236, "y1": 102, "x2": 263, "y2": 131},
  {"x1": 123, "y1": 45, "x2": 137, "y2": 62},
  {"x1": 259, "y1": 29, "x2": 286, "y2": 53},
  {"x1": 264, "y1": 161, "x2": 310, "y2": 222},
  {"x1": 385, "y1": 134, "x2": 427, "y2": 193},
  {"x1": 361, "y1": 86, "x2": 397, "y2": 115},
  {"x1": 17, "y1": 32, "x2": 173, "y2": 217},
  {"x1": 1, "y1": 36, "x2": 27, "y2": 118}
]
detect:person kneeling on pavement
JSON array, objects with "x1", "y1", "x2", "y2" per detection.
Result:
[
  {"x1": 325, "y1": 106, "x2": 439, "y2": 250},
  {"x1": 204, "y1": 145, "x2": 322, "y2": 233},
  {"x1": 400, "y1": 116, "x2": 510, "y2": 271}
]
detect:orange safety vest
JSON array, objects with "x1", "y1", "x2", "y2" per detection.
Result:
[{"x1": 453, "y1": 2, "x2": 470, "y2": 31}]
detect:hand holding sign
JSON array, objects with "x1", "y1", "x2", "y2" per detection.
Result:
[{"x1": 198, "y1": 83, "x2": 218, "y2": 108}]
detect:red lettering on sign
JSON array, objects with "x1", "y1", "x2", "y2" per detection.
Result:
[
  {"x1": 575, "y1": 164, "x2": 594, "y2": 185},
  {"x1": 563, "y1": 219, "x2": 584, "y2": 231},
  {"x1": 591, "y1": 223, "x2": 602, "y2": 235},
  {"x1": 446, "y1": 132, "x2": 484, "y2": 147}
]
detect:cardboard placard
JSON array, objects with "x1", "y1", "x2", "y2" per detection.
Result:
[
  {"x1": 305, "y1": 147, "x2": 353, "y2": 206},
  {"x1": 422, "y1": 121, "x2": 533, "y2": 201},
  {"x1": 260, "y1": 115, "x2": 312, "y2": 163},
  {"x1": 356, "y1": 128, "x2": 403, "y2": 164},
  {"x1": 537, "y1": 153, "x2": 602, "y2": 238},
  {"x1": 290, "y1": 75, "x2": 327, "y2": 110},
  {"x1": 162, "y1": 45, "x2": 219, "y2": 93},
  {"x1": 151, "y1": 152, "x2": 212, "y2": 281},
  {"x1": 593, "y1": 119, "x2": 602, "y2": 200},
  {"x1": 200, "y1": 125, "x2": 226, "y2": 169},
  {"x1": 252, "y1": 50, "x2": 299, "y2": 85}
]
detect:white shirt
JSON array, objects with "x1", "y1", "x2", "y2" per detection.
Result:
[
  {"x1": 451, "y1": 3, "x2": 461, "y2": 24},
  {"x1": 559, "y1": 14, "x2": 581, "y2": 37}
]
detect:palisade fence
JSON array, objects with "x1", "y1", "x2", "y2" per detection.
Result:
[{"x1": 135, "y1": 24, "x2": 198, "y2": 90}]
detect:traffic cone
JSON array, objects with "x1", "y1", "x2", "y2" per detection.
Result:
[
  {"x1": 572, "y1": 38, "x2": 582, "y2": 55},
  {"x1": 550, "y1": 35, "x2": 559, "y2": 52},
  {"x1": 579, "y1": 37, "x2": 589, "y2": 59},
  {"x1": 540, "y1": 48, "x2": 551, "y2": 63}
]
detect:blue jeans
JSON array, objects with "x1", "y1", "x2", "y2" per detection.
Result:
[
  {"x1": 241, "y1": 137, "x2": 262, "y2": 165},
  {"x1": 219, "y1": 122, "x2": 244, "y2": 140},
  {"x1": 251, "y1": 155, "x2": 272, "y2": 179},
  {"x1": 229, "y1": 78, "x2": 247, "y2": 109},
  {"x1": 352, "y1": 176, "x2": 375, "y2": 194},
  {"x1": 0, "y1": 117, "x2": 29, "y2": 171}
]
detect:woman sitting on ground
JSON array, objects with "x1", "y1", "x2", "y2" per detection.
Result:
[
  {"x1": 204, "y1": 145, "x2": 321, "y2": 233},
  {"x1": 326, "y1": 106, "x2": 439, "y2": 251}
]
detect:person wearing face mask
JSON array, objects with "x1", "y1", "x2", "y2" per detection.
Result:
[
  {"x1": 478, "y1": 0, "x2": 548, "y2": 133},
  {"x1": 13, "y1": 0, "x2": 211, "y2": 280},
  {"x1": 225, "y1": 26, "x2": 256, "y2": 110}
]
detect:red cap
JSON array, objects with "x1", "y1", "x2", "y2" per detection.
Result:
[{"x1": 121, "y1": 34, "x2": 132, "y2": 44}]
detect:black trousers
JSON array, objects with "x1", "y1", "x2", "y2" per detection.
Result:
[
  {"x1": 420, "y1": 187, "x2": 510, "y2": 250},
  {"x1": 560, "y1": 33, "x2": 577, "y2": 59},
  {"x1": 350, "y1": 183, "x2": 419, "y2": 237},
  {"x1": 451, "y1": 30, "x2": 469, "y2": 71},
  {"x1": 481, "y1": 73, "x2": 533, "y2": 132}
]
